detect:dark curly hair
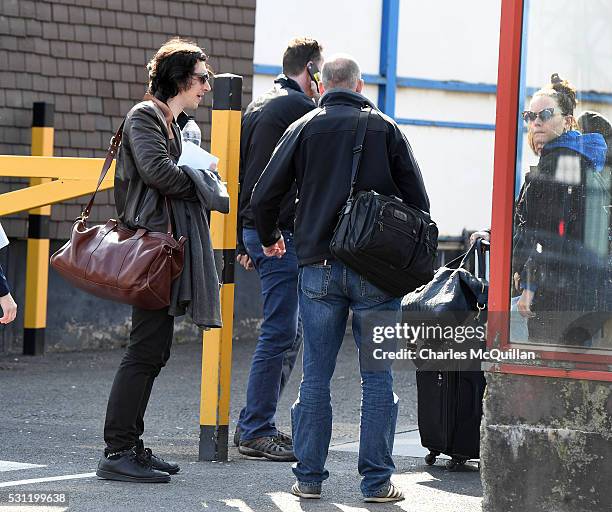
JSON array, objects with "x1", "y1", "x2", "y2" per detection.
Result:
[
  {"x1": 146, "y1": 38, "x2": 209, "y2": 101},
  {"x1": 535, "y1": 73, "x2": 577, "y2": 115}
]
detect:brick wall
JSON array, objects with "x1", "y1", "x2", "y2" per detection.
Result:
[{"x1": 0, "y1": 0, "x2": 255, "y2": 239}]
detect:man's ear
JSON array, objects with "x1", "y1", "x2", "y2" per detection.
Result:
[
  {"x1": 356, "y1": 79, "x2": 364, "y2": 93},
  {"x1": 319, "y1": 82, "x2": 326, "y2": 94}
]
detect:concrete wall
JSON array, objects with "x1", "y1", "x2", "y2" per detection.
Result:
[{"x1": 482, "y1": 373, "x2": 612, "y2": 512}]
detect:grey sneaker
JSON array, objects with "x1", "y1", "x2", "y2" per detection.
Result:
[
  {"x1": 291, "y1": 481, "x2": 321, "y2": 499},
  {"x1": 364, "y1": 482, "x2": 404, "y2": 503},
  {"x1": 239, "y1": 436, "x2": 297, "y2": 462}
]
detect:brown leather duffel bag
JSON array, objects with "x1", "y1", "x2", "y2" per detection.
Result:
[{"x1": 50, "y1": 123, "x2": 186, "y2": 310}]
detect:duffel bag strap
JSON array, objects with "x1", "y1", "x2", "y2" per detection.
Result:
[
  {"x1": 81, "y1": 121, "x2": 125, "y2": 220},
  {"x1": 348, "y1": 107, "x2": 371, "y2": 198}
]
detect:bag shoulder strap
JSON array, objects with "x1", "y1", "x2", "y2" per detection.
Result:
[
  {"x1": 348, "y1": 107, "x2": 371, "y2": 197},
  {"x1": 81, "y1": 121, "x2": 125, "y2": 220},
  {"x1": 81, "y1": 117, "x2": 175, "y2": 236}
]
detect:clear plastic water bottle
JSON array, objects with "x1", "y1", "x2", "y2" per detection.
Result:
[{"x1": 182, "y1": 116, "x2": 201, "y2": 147}]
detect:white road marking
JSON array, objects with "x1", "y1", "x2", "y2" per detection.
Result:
[
  {"x1": 333, "y1": 504, "x2": 372, "y2": 512},
  {"x1": 222, "y1": 499, "x2": 257, "y2": 512},
  {"x1": 267, "y1": 492, "x2": 304, "y2": 512},
  {"x1": 0, "y1": 462, "x2": 46, "y2": 473},
  {"x1": 0, "y1": 472, "x2": 96, "y2": 488}
]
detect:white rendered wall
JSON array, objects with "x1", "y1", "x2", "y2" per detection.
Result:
[
  {"x1": 253, "y1": 0, "x2": 382, "y2": 75},
  {"x1": 396, "y1": 89, "x2": 497, "y2": 125},
  {"x1": 397, "y1": 0, "x2": 502, "y2": 84},
  {"x1": 401, "y1": 126, "x2": 495, "y2": 235}
]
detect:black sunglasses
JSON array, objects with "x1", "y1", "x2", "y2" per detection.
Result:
[
  {"x1": 192, "y1": 72, "x2": 211, "y2": 85},
  {"x1": 521, "y1": 107, "x2": 558, "y2": 123}
]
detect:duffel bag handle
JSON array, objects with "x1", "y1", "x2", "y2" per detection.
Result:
[{"x1": 447, "y1": 239, "x2": 488, "y2": 278}]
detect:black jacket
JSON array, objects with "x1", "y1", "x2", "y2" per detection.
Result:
[
  {"x1": 251, "y1": 89, "x2": 430, "y2": 266},
  {"x1": 237, "y1": 75, "x2": 316, "y2": 252},
  {"x1": 513, "y1": 145, "x2": 610, "y2": 312},
  {"x1": 114, "y1": 96, "x2": 197, "y2": 233},
  {"x1": 0, "y1": 264, "x2": 9, "y2": 297}
]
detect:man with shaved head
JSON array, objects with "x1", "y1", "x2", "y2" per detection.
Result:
[{"x1": 251, "y1": 54, "x2": 429, "y2": 502}]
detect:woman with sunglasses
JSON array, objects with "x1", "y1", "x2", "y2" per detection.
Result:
[
  {"x1": 96, "y1": 38, "x2": 221, "y2": 484},
  {"x1": 512, "y1": 74, "x2": 608, "y2": 344}
]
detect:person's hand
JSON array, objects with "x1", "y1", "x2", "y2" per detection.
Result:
[
  {"x1": 513, "y1": 272, "x2": 521, "y2": 292},
  {"x1": 517, "y1": 289, "x2": 535, "y2": 318},
  {"x1": 236, "y1": 253, "x2": 254, "y2": 271},
  {"x1": 470, "y1": 230, "x2": 491, "y2": 245},
  {"x1": 0, "y1": 293, "x2": 17, "y2": 324},
  {"x1": 263, "y1": 235, "x2": 286, "y2": 258}
]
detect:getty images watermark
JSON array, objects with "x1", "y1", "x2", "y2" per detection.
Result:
[
  {"x1": 360, "y1": 311, "x2": 537, "y2": 372},
  {"x1": 371, "y1": 322, "x2": 535, "y2": 362}
]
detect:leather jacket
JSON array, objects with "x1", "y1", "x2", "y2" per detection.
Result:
[{"x1": 114, "y1": 95, "x2": 197, "y2": 233}]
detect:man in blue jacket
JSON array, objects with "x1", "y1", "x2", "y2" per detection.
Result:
[
  {"x1": 234, "y1": 37, "x2": 324, "y2": 461},
  {"x1": 251, "y1": 54, "x2": 429, "y2": 502}
]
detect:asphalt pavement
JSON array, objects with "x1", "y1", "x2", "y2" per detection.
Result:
[{"x1": 0, "y1": 332, "x2": 482, "y2": 511}]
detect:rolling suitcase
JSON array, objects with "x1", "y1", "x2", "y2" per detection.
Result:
[
  {"x1": 416, "y1": 368, "x2": 486, "y2": 470},
  {"x1": 402, "y1": 240, "x2": 489, "y2": 470}
]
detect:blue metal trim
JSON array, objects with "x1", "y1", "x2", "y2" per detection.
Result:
[
  {"x1": 253, "y1": 64, "x2": 612, "y2": 104},
  {"x1": 515, "y1": 0, "x2": 530, "y2": 197},
  {"x1": 253, "y1": 64, "x2": 387, "y2": 85},
  {"x1": 396, "y1": 118, "x2": 496, "y2": 131},
  {"x1": 363, "y1": 73, "x2": 386, "y2": 85},
  {"x1": 378, "y1": 0, "x2": 400, "y2": 116},
  {"x1": 253, "y1": 64, "x2": 282, "y2": 76},
  {"x1": 396, "y1": 77, "x2": 497, "y2": 94}
]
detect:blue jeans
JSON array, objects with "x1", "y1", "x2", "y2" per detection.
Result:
[
  {"x1": 238, "y1": 228, "x2": 302, "y2": 441},
  {"x1": 292, "y1": 260, "x2": 400, "y2": 496}
]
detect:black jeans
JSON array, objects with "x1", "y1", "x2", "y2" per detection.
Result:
[{"x1": 103, "y1": 306, "x2": 174, "y2": 454}]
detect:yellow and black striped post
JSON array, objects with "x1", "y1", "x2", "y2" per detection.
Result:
[
  {"x1": 23, "y1": 102, "x2": 54, "y2": 356},
  {"x1": 199, "y1": 74, "x2": 242, "y2": 461}
]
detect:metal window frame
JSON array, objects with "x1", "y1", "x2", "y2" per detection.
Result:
[{"x1": 487, "y1": 0, "x2": 612, "y2": 382}]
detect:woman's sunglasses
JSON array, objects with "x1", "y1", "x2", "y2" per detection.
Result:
[
  {"x1": 521, "y1": 107, "x2": 558, "y2": 123},
  {"x1": 192, "y1": 72, "x2": 211, "y2": 85}
]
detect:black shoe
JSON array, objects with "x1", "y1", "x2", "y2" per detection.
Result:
[
  {"x1": 96, "y1": 448, "x2": 170, "y2": 483},
  {"x1": 233, "y1": 424, "x2": 241, "y2": 447},
  {"x1": 274, "y1": 429, "x2": 293, "y2": 447},
  {"x1": 239, "y1": 436, "x2": 297, "y2": 462},
  {"x1": 135, "y1": 440, "x2": 180, "y2": 475}
]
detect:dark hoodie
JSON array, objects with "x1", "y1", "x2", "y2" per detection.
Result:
[
  {"x1": 543, "y1": 130, "x2": 607, "y2": 171},
  {"x1": 513, "y1": 129, "x2": 610, "y2": 313}
]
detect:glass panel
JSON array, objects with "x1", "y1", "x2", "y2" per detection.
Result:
[{"x1": 510, "y1": 0, "x2": 612, "y2": 350}]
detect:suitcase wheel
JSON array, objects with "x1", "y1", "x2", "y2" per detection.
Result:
[
  {"x1": 445, "y1": 458, "x2": 467, "y2": 471},
  {"x1": 424, "y1": 452, "x2": 438, "y2": 466}
]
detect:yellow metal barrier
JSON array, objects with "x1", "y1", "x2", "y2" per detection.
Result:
[
  {"x1": 24, "y1": 103, "x2": 53, "y2": 354},
  {"x1": 200, "y1": 73, "x2": 242, "y2": 461},
  {"x1": 0, "y1": 156, "x2": 114, "y2": 216},
  {"x1": 0, "y1": 103, "x2": 114, "y2": 354}
]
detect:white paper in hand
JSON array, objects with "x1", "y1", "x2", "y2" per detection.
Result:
[
  {"x1": 178, "y1": 140, "x2": 220, "y2": 171},
  {"x1": 0, "y1": 222, "x2": 8, "y2": 250}
]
